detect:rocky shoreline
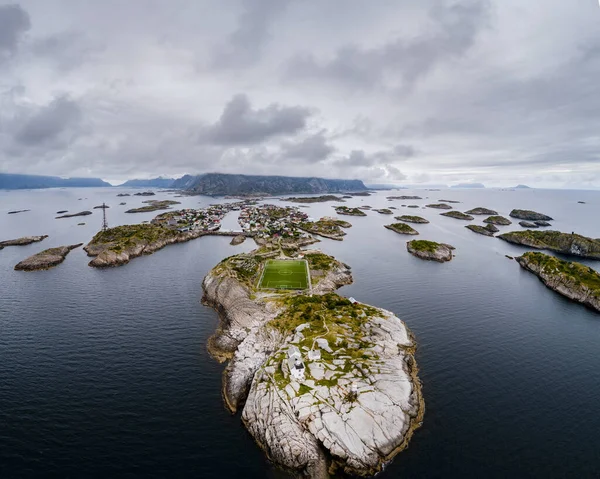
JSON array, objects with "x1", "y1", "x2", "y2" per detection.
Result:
[
  {"x1": 407, "y1": 240, "x2": 454, "y2": 262},
  {"x1": 516, "y1": 252, "x2": 600, "y2": 312},
  {"x1": 0, "y1": 235, "x2": 48, "y2": 247},
  {"x1": 14, "y1": 244, "x2": 83, "y2": 271},
  {"x1": 201, "y1": 247, "x2": 424, "y2": 477},
  {"x1": 498, "y1": 230, "x2": 600, "y2": 260}
]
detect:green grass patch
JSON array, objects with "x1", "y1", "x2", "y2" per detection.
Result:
[
  {"x1": 258, "y1": 259, "x2": 309, "y2": 290},
  {"x1": 408, "y1": 239, "x2": 441, "y2": 252}
]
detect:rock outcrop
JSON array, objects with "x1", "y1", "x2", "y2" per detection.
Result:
[
  {"x1": 425, "y1": 203, "x2": 452, "y2": 210},
  {"x1": 484, "y1": 215, "x2": 512, "y2": 225},
  {"x1": 498, "y1": 230, "x2": 600, "y2": 260},
  {"x1": 387, "y1": 195, "x2": 422, "y2": 200},
  {"x1": 440, "y1": 211, "x2": 474, "y2": 220},
  {"x1": 407, "y1": 240, "x2": 453, "y2": 262},
  {"x1": 334, "y1": 206, "x2": 367, "y2": 217},
  {"x1": 395, "y1": 215, "x2": 429, "y2": 224},
  {"x1": 14, "y1": 244, "x2": 82, "y2": 271},
  {"x1": 299, "y1": 218, "x2": 350, "y2": 241},
  {"x1": 509, "y1": 209, "x2": 553, "y2": 221},
  {"x1": 55, "y1": 211, "x2": 92, "y2": 219},
  {"x1": 125, "y1": 200, "x2": 181, "y2": 213},
  {"x1": 385, "y1": 223, "x2": 419, "y2": 235},
  {"x1": 84, "y1": 224, "x2": 203, "y2": 267},
  {"x1": 465, "y1": 207, "x2": 498, "y2": 215},
  {"x1": 516, "y1": 252, "x2": 600, "y2": 312},
  {"x1": 465, "y1": 224, "x2": 497, "y2": 237},
  {"x1": 284, "y1": 195, "x2": 344, "y2": 203},
  {"x1": 519, "y1": 221, "x2": 539, "y2": 228},
  {"x1": 202, "y1": 248, "x2": 423, "y2": 477},
  {"x1": 0, "y1": 235, "x2": 48, "y2": 247},
  {"x1": 230, "y1": 235, "x2": 246, "y2": 245}
]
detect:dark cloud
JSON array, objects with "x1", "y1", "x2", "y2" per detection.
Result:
[
  {"x1": 285, "y1": 0, "x2": 489, "y2": 90},
  {"x1": 0, "y1": 4, "x2": 30, "y2": 59},
  {"x1": 280, "y1": 131, "x2": 335, "y2": 163},
  {"x1": 211, "y1": 0, "x2": 289, "y2": 69},
  {"x1": 15, "y1": 95, "x2": 83, "y2": 147},
  {"x1": 202, "y1": 94, "x2": 312, "y2": 146}
]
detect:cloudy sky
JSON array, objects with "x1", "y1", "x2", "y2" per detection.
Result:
[{"x1": 0, "y1": 0, "x2": 599, "y2": 187}]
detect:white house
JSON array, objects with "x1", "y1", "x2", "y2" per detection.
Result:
[{"x1": 287, "y1": 346, "x2": 305, "y2": 381}]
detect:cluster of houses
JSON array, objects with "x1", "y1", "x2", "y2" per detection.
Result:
[
  {"x1": 152, "y1": 201, "x2": 251, "y2": 233},
  {"x1": 238, "y1": 205, "x2": 311, "y2": 239}
]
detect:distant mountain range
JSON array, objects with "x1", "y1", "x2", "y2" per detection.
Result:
[
  {"x1": 0, "y1": 173, "x2": 111, "y2": 190},
  {"x1": 451, "y1": 183, "x2": 486, "y2": 189},
  {"x1": 1, "y1": 172, "x2": 366, "y2": 195},
  {"x1": 118, "y1": 177, "x2": 176, "y2": 188},
  {"x1": 171, "y1": 173, "x2": 367, "y2": 196}
]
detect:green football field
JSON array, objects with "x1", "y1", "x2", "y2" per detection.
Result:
[{"x1": 258, "y1": 259, "x2": 309, "y2": 290}]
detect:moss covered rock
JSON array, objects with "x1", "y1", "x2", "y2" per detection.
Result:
[{"x1": 498, "y1": 230, "x2": 600, "y2": 259}]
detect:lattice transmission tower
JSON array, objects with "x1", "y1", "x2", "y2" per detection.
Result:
[{"x1": 101, "y1": 203, "x2": 108, "y2": 231}]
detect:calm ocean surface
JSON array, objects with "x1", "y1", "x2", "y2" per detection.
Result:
[{"x1": 1, "y1": 187, "x2": 599, "y2": 478}]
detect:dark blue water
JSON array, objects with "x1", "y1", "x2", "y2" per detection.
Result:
[{"x1": 1, "y1": 187, "x2": 599, "y2": 478}]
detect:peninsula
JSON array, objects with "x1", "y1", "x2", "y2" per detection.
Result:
[
  {"x1": 516, "y1": 252, "x2": 600, "y2": 312},
  {"x1": 202, "y1": 243, "x2": 423, "y2": 477},
  {"x1": 298, "y1": 217, "x2": 351, "y2": 241},
  {"x1": 498, "y1": 230, "x2": 600, "y2": 260}
]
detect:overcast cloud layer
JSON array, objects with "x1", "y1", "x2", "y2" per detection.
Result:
[{"x1": 0, "y1": 0, "x2": 599, "y2": 187}]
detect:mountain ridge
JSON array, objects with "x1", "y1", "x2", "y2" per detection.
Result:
[{"x1": 171, "y1": 173, "x2": 367, "y2": 195}]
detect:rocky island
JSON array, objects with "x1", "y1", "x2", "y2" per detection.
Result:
[
  {"x1": 125, "y1": 200, "x2": 181, "y2": 213},
  {"x1": 387, "y1": 195, "x2": 422, "y2": 200},
  {"x1": 395, "y1": 215, "x2": 429, "y2": 224},
  {"x1": 374, "y1": 208, "x2": 394, "y2": 215},
  {"x1": 8, "y1": 209, "x2": 30, "y2": 214},
  {"x1": 465, "y1": 207, "x2": 498, "y2": 215},
  {"x1": 202, "y1": 245, "x2": 423, "y2": 477},
  {"x1": 385, "y1": 223, "x2": 419, "y2": 235},
  {"x1": 498, "y1": 230, "x2": 600, "y2": 260},
  {"x1": 55, "y1": 211, "x2": 92, "y2": 219},
  {"x1": 298, "y1": 217, "x2": 351, "y2": 241},
  {"x1": 484, "y1": 215, "x2": 512, "y2": 225},
  {"x1": 516, "y1": 252, "x2": 600, "y2": 312},
  {"x1": 0, "y1": 235, "x2": 48, "y2": 247},
  {"x1": 465, "y1": 224, "x2": 498, "y2": 237},
  {"x1": 407, "y1": 240, "x2": 454, "y2": 262},
  {"x1": 425, "y1": 203, "x2": 452, "y2": 210},
  {"x1": 440, "y1": 211, "x2": 474, "y2": 220},
  {"x1": 334, "y1": 206, "x2": 367, "y2": 217},
  {"x1": 14, "y1": 244, "x2": 83, "y2": 271},
  {"x1": 284, "y1": 195, "x2": 344, "y2": 203},
  {"x1": 509, "y1": 209, "x2": 553, "y2": 221},
  {"x1": 519, "y1": 221, "x2": 539, "y2": 228}
]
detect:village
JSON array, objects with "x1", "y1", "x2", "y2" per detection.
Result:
[{"x1": 151, "y1": 201, "x2": 313, "y2": 241}]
